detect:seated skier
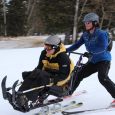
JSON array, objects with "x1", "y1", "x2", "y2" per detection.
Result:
[{"x1": 6, "y1": 35, "x2": 74, "y2": 111}]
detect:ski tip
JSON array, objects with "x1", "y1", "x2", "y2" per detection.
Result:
[
  {"x1": 2, "y1": 76, "x2": 7, "y2": 81},
  {"x1": 1, "y1": 76, "x2": 7, "y2": 86},
  {"x1": 15, "y1": 80, "x2": 19, "y2": 84},
  {"x1": 12, "y1": 80, "x2": 19, "y2": 87},
  {"x1": 4, "y1": 75, "x2": 7, "y2": 78}
]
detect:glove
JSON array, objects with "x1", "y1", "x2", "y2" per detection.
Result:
[
  {"x1": 83, "y1": 52, "x2": 92, "y2": 58},
  {"x1": 53, "y1": 78, "x2": 58, "y2": 85},
  {"x1": 27, "y1": 68, "x2": 41, "y2": 79},
  {"x1": 65, "y1": 49, "x2": 68, "y2": 53},
  {"x1": 22, "y1": 71, "x2": 32, "y2": 80}
]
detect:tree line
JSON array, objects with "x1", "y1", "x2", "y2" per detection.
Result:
[{"x1": 0, "y1": 0, "x2": 115, "y2": 38}]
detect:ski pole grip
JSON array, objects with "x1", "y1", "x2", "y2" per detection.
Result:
[{"x1": 68, "y1": 52, "x2": 83, "y2": 56}]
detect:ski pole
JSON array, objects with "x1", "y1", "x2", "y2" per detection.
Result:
[{"x1": 19, "y1": 84, "x2": 52, "y2": 94}]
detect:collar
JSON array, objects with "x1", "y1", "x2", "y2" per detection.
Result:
[{"x1": 46, "y1": 43, "x2": 66, "y2": 58}]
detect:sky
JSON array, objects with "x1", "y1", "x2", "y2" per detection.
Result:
[{"x1": 0, "y1": 43, "x2": 115, "y2": 115}]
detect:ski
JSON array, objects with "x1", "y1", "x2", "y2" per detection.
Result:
[
  {"x1": 62, "y1": 105, "x2": 115, "y2": 115},
  {"x1": 32, "y1": 90, "x2": 86, "y2": 114},
  {"x1": 30, "y1": 98, "x2": 63, "y2": 110},
  {"x1": 24, "y1": 89, "x2": 86, "y2": 113},
  {"x1": 50, "y1": 102, "x2": 83, "y2": 114},
  {"x1": 12, "y1": 80, "x2": 19, "y2": 105},
  {"x1": 1, "y1": 76, "x2": 7, "y2": 99},
  {"x1": 34, "y1": 101, "x2": 83, "y2": 115}
]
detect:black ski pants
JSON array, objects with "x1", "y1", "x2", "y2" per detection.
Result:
[
  {"x1": 72, "y1": 60, "x2": 115, "y2": 98},
  {"x1": 18, "y1": 69, "x2": 51, "y2": 101}
]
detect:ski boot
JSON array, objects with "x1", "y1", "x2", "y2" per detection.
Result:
[
  {"x1": 15, "y1": 94, "x2": 29, "y2": 112},
  {"x1": 6, "y1": 91, "x2": 29, "y2": 112}
]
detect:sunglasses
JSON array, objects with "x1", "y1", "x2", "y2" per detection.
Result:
[
  {"x1": 44, "y1": 44, "x2": 53, "y2": 51},
  {"x1": 84, "y1": 21, "x2": 92, "y2": 25}
]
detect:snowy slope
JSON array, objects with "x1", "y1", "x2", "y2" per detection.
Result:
[{"x1": 0, "y1": 43, "x2": 115, "y2": 115}]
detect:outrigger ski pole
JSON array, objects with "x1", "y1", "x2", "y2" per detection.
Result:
[{"x1": 19, "y1": 84, "x2": 53, "y2": 94}]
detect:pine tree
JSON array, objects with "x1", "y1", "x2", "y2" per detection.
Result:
[
  {"x1": 39, "y1": 0, "x2": 75, "y2": 34},
  {"x1": 0, "y1": 2, "x2": 4, "y2": 35},
  {"x1": 7, "y1": 0, "x2": 27, "y2": 36}
]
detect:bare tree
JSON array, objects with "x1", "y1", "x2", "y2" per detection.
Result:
[
  {"x1": 27, "y1": 0, "x2": 36, "y2": 24},
  {"x1": 78, "y1": 0, "x2": 87, "y2": 23},
  {"x1": 72, "y1": 0, "x2": 79, "y2": 42},
  {"x1": 25, "y1": 0, "x2": 115, "y2": 37},
  {"x1": 100, "y1": 0, "x2": 105, "y2": 29}
]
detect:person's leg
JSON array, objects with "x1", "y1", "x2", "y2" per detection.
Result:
[
  {"x1": 5, "y1": 70, "x2": 51, "y2": 111},
  {"x1": 18, "y1": 69, "x2": 51, "y2": 101},
  {"x1": 70, "y1": 62, "x2": 97, "y2": 94},
  {"x1": 48, "y1": 86, "x2": 64, "y2": 97},
  {"x1": 18, "y1": 78, "x2": 34, "y2": 91},
  {"x1": 97, "y1": 61, "x2": 115, "y2": 98}
]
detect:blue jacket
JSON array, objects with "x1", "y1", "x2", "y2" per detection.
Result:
[{"x1": 67, "y1": 28, "x2": 111, "y2": 63}]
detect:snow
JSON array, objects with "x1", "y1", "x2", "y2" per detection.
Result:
[{"x1": 0, "y1": 42, "x2": 115, "y2": 115}]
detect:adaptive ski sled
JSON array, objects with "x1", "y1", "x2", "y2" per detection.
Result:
[{"x1": 1, "y1": 52, "x2": 89, "y2": 113}]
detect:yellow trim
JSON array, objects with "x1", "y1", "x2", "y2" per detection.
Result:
[
  {"x1": 48, "y1": 60, "x2": 74, "y2": 87},
  {"x1": 56, "y1": 60, "x2": 74, "y2": 86},
  {"x1": 43, "y1": 43, "x2": 75, "y2": 87},
  {"x1": 46, "y1": 43, "x2": 66, "y2": 58},
  {"x1": 42, "y1": 60, "x2": 59, "y2": 70}
]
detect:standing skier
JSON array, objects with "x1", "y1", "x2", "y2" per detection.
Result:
[{"x1": 66, "y1": 12, "x2": 115, "y2": 106}]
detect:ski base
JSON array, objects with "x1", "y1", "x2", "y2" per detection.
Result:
[
  {"x1": 31, "y1": 98, "x2": 63, "y2": 109},
  {"x1": 62, "y1": 105, "x2": 115, "y2": 115},
  {"x1": 34, "y1": 101, "x2": 83, "y2": 115},
  {"x1": 51, "y1": 102, "x2": 83, "y2": 114}
]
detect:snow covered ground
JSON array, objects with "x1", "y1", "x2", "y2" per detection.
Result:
[
  {"x1": 0, "y1": 42, "x2": 115, "y2": 115},
  {"x1": 0, "y1": 35, "x2": 65, "y2": 49}
]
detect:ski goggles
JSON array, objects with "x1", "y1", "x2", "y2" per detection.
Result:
[{"x1": 44, "y1": 44, "x2": 54, "y2": 51}]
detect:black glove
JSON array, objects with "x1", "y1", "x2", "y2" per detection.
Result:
[
  {"x1": 22, "y1": 71, "x2": 32, "y2": 80},
  {"x1": 83, "y1": 52, "x2": 92, "y2": 58},
  {"x1": 65, "y1": 49, "x2": 68, "y2": 53},
  {"x1": 53, "y1": 78, "x2": 58, "y2": 85},
  {"x1": 27, "y1": 68, "x2": 41, "y2": 80}
]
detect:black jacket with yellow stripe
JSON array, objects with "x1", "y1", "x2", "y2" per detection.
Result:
[{"x1": 37, "y1": 43, "x2": 74, "y2": 87}]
